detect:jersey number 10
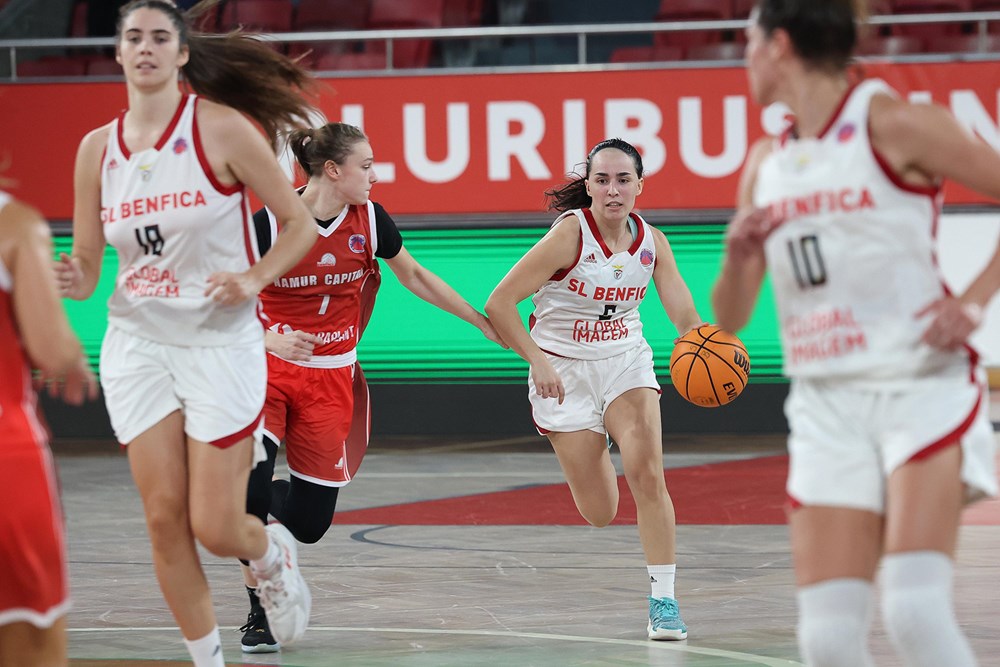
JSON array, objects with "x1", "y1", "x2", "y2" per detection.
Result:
[{"x1": 787, "y1": 235, "x2": 827, "y2": 289}]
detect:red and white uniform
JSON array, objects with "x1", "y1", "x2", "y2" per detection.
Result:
[
  {"x1": 0, "y1": 192, "x2": 70, "y2": 629},
  {"x1": 755, "y1": 79, "x2": 996, "y2": 510},
  {"x1": 101, "y1": 93, "x2": 262, "y2": 346},
  {"x1": 98, "y1": 94, "x2": 266, "y2": 448},
  {"x1": 530, "y1": 208, "x2": 656, "y2": 360},
  {"x1": 528, "y1": 209, "x2": 660, "y2": 435},
  {"x1": 255, "y1": 200, "x2": 401, "y2": 486}
]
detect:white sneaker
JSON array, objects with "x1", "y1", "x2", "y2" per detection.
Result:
[{"x1": 252, "y1": 524, "x2": 311, "y2": 645}]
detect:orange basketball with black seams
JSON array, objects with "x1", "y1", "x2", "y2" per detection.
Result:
[{"x1": 669, "y1": 325, "x2": 750, "y2": 407}]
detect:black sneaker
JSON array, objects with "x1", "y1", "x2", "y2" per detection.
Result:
[{"x1": 240, "y1": 606, "x2": 280, "y2": 653}]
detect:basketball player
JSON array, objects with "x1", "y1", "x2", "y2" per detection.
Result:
[
  {"x1": 0, "y1": 192, "x2": 97, "y2": 667},
  {"x1": 712, "y1": 2, "x2": 1000, "y2": 665},
  {"x1": 54, "y1": 2, "x2": 319, "y2": 664},
  {"x1": 237, "y1": 122, "x2": 506, "y2": 653},
  {"x1": 485, "y1": 138, "x2": 703, "y2": 640}
]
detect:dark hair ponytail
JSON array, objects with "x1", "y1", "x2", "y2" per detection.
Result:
[
  {"x1": 287, "y1": 123, "x2": 369, "y2": 178},
  {"x1": 544, "y1": 138, "x2": 644, "y2": 212},
  {"x1": 117, "y1": 0, "x2": 316, "y2": 145}
]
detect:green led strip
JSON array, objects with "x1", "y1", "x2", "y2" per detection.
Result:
[{"x1": 54, "y1": 225, "x2": 785, "y2": 384}]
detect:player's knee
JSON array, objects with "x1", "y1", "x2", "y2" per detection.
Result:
[
  {"x1": 284, "y1": 514, "x2": 333, "y2": 544},
  {"x1": 797, "y1": 578, "x2": 875, "y2": 667},
  {"x1": 579, "y1": 504, "x2": 617, "y2": 528},
  {"x1": 880, "y1": 551, "x2": 975, "y2": 667},
  {"x1": 144, "y1": 504, "x2": 191, "y2": 551}
]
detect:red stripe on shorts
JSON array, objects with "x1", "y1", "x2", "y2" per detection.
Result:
[
  {"x1": 211, "y1": 408, "x2": 264, "y2": 449},
  {"x1": 907, "y1": 387, "x2": 982, "y2": 463}
]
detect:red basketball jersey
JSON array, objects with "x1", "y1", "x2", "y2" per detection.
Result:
[
  {"x1": 258, "y1": 201, "x2": 380, "y2": 366},
  {"x1": 0, "y1": 194, "x2": 70, "y2": 627}
]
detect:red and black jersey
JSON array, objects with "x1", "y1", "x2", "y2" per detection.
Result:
[{"x1": 253, "y1": 199, "x2": 402, "y2": 366}]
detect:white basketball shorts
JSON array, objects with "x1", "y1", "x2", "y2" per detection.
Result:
[
  {"x1": 530, "y1": 339, "x2": 660, "y2": 435},
  {"x1": 100, "y1": 325, "x2": 267, "y2": 461},
  {"x1": 785, "y1": 370, "x2": 997, "y2": 513}
]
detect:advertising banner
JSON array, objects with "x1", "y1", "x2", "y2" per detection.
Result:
[{"x1": 1, "y1": 61, "x2": 998, "y2": 219}]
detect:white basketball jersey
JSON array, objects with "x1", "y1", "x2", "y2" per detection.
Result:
[
  {"x1": 530, "y1": 208, "x2": 656, "y2": 360},
  {"x1": 756, "y1": 78, "x2": 974, "y2": 382},
  {"x1": 101, "y1": 94, "x2": 262, "y2": 346}
]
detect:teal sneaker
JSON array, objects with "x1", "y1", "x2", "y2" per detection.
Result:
[{"x1": 647, "y1": 596, "x2": 688, "y2": 640}]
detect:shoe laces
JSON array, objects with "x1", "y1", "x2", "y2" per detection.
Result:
[
  {"x1": 649, "y1": 596, "x2": 680, "y2": 619},
  {"x1": 239, "y1": 607, "x2": 266, "y2": 633}
]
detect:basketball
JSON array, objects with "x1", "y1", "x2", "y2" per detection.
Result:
[{"x1": 670, "y1": 325, "x2": 750, "y2": 407}]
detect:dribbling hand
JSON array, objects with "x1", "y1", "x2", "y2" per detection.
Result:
[{"x1": 54, "y1": 252, "x2": 84, "y2": 299}]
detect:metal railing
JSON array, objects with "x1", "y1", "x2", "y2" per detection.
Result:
[{"x1": 1, "y1": 11, "x2": 999, "y2": 80}]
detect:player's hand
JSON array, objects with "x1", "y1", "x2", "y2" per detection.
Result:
[
  {"x1": 205, "y1": 271, "x2": 262, "y2": 305},
  {"x1": 675, "y1": 321, "x2": 709, "y2": 342},
  {"x1": 54, "y1": 252, "x2": 84, "y2": 299},
  {"x1": 37, "y1": 357, "x2": 99, "y2": 406},
  {"x1": 917, "y1": 297, "x2": 983, "y2": 350},
  {"x1": 530, "y1": 358, "x2": 564, "y2": 404},
  {"x1": 265, "y1": 329, "x2": 322, "y2": 361},
  {"x1": 480, "y1": 316, "x2": 509, "y2": 349},
  {"x1": 725, "y1": 208, "x2": 781, "y2": 262}
]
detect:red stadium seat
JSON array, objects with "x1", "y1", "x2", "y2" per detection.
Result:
[
  {"x1": 369, "y1": 0, "x2": 445, "y2": 27},
  {"x1": 314, "y1": 51, "x2": 387, "y2": 71},
  {"x1": 86, "y1": 57, "x2": 123, "y2": 75},
  {"x1": 609, "y1": 45, "x2": 684, "y2": 63},
  {"x1": 18, "y1": 56, "x2": 87, "y2": 77},
  {"x1": 889, "y1": 0, "x2": 970, "y2": 39},
  {"x1": 442, "y1": 0, "x2": 484, "y2": 26},
  {"x1": 731, "y1": 0, "x2": 756, "y2": 19},
  {"x1": 221, "y1": 0, "x2": 294, "y2": 33},
  {"x1": 366, "y1": 0, "x2": 444, "y2": 68},
  {"x1": 856, "y1": 34, "x2": 925, "y2": 55},
  {"x1": 655, "y1": 0, "x2": 728, "y2": 48},
  {"x1": 686, "y1": 41, "x2": 746, "y2": 60},
  {"x1": 294, "y1": 0, "x2": 369, "y2": 30},
  {"x1": 926, "y1": 33, "x2": 1000, "y2": 52}
]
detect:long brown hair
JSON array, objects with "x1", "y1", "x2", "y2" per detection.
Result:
[{"x1": 117, "y1": 0, "x2": 316, "y2": 145}]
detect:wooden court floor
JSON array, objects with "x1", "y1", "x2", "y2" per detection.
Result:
[{"x1": 53, "y1": 430, "x2": 1000, "y2": 667}]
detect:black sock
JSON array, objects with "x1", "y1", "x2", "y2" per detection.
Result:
[{"x1": 247, "y1": 585, "x2": 260, "y2": 611}]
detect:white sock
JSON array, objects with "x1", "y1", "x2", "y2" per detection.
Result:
[
  {"x1": 250, "y1": 532, "x2": 281, "y2": 578},
  {"x1": 183, "y1": 626, "x2": 225, "y2": 667},
  {"x1": 648, "y1": 564, "x2": 676, "y2": 600},
  {"x1": 881, "y1": 551, "x2": 977, "y2": 667}
]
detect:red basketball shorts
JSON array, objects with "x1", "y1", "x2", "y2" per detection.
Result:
[
  {"x1": 0, "y1": 440, "x2": 69, "y2": 628},
  {"x1": 263, "y1": 356, "x2": 371, "y2": 486}
]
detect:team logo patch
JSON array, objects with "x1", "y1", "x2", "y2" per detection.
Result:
[
  {"x1": 613, "y1": 264, "x2": 624, "y2": 280},
  {"x1": 836, "y1": 123, "x2": 856, "y2": 143},
  {"x1": 348, "y1": 234, "x2": 367, "y2": 253},
  {"x1": 317, "y1": 252, "x2": 337, "y2": 267},
  {"x1": 138, "y1": 163, "x2": 154, "y2": 182},
  {"x1": 640, "y1": 249, "x2": 654, "y2": 268},
  {"x1": 583, "y1": 252, "x2": 597, "y2": 264},
  {"x1": 172, "y1": 137, "x2": 188, "y2": 154}
]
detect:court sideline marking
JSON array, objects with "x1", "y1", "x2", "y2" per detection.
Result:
[{"x1": 67, "y1": 625, "x2": 804, "y2": 667}]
